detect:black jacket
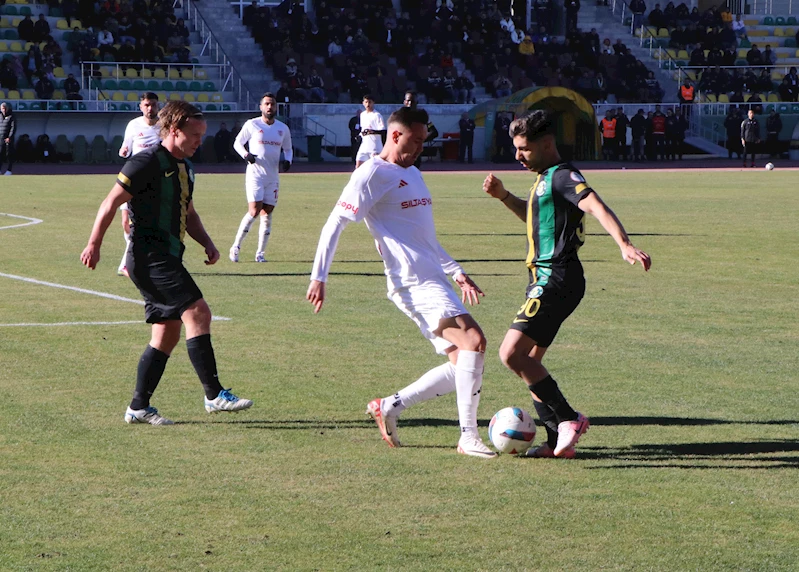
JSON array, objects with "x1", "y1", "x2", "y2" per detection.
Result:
[
  {"x1": 766, "y1": 114, "x2": 782, "y2": 135},
  {"x1": 741, "y1": 117, "x2": 760, "y2": 142},
  {"x1": 0, "y1": 111, "x2": 16, "y2": 141}
]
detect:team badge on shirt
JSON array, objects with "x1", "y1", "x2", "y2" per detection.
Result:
[
  {"x1": 536, "y1": 181, "x2": 548, "y2": 196},
  {"x1": 528, "y1": 286, "x2": 544, "y2": 299},
  {"x1": 570, "y1": 172, "x2": 585, "y2": 183}
]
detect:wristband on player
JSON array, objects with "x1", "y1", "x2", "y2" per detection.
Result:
[{"x1": 245, "y1": 153, "x2": 257, "y2": 164}]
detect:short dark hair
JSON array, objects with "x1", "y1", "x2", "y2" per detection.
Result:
[
  {"x1": 260, "y1": 92, "x2": 276, "y2": 102},
  {"x1": 387, "y1": 106, "x2": 429, "y2": 129},
  {"x1": 141, "y1": 92, "x2": 158, "y2": 101},
  {"x1": 362, "y1": 93, "x2": 374, "y2": 101},
  {"x1": 509, "y1": 110, "x2": 554, "y2": 141}
]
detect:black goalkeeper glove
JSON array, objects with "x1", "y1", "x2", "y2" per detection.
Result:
[
  {"x1": 281, "y1": 160, "x2": 291, "y2": 172},
  {"x1": 245, "y1": 153, "x2": 257, "y2": 164}
]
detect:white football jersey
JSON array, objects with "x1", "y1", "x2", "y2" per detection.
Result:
[
  {"x1": 317, "y1": 156, "x2": 462, "y2": 290},
  {"x1": 234, "y1": 117, "x2": 293, "y2": 182},
  {"x1": 357, "y1": 110, "x2": 385, "y2": 155},
  {"x1": 121, "y1": 117, "x2": 161, "y2": 157}
]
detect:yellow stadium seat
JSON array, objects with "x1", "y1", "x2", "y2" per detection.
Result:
[
  {"x1": 21, "y1": 89, "x2": 35, "y2": 99},
  {"x1": 125, "y1": 68, "x2": 138, "y2": 78},
  {"x1": 183, "y1": 93, "x2": 195, "y2": 102},
  {"x1": 774, "y1": 27, "x2": 784, "y2": 36},
  {"x1": 768, "y1": 93, "x2": 779, "y2": 102},
  {"x1": 677, "y1": 49, "x2": 689, "y2": 59},
  {"x1": 56, "y1": 19, "x2": 69, "y2": 30},
  {"x1": 99, "y1": 67, "x2": 110, "y2": 77},
  {"x1": 112, "y1": 92, "x2": 124, "y2": 101},
  {"x1": 748, "y1": 29, "x2": 768, "y2": 36},
  {"x1": 194, "y1": 68, "x2": 207, "y2": 79},
  {"x1": 156, "y1": 92, "x2": 167, "y2": 101},
  {"x1": 211, "y1": 93, "x2": 223, "y2": 102},
  {"x1": 53, "y1": 89, "x2": 65, "y2": 99},
  {"x1": 126, "y1": 92, "x2": 138, "y2": 101},
  {"x1": 168, "y1": 68, "x2": 180, "y2": 79},
  {"x1": 772, "y1": 71, "x2": 785, "y2": 80},
  {"x1": 11, "y1": 18, "x2": 21, "y2": 27},
  {"x1": 666, "y1": 49, "x2": 677, "y2": 59},
  {"x1": 718, "y1": 94, "x2": 730, "y2": 103},
  {"x1": 744, "y1": 19, "x2": 758, "y2": 26},
  {"x1": 53, "y1": 67, "x2": 65, "y2": 78},
  {"x1": 23, "y1": 41, "x2": 33, "y2": 51},
  {"x1": 705, "y1": 93, "x2": 717, "y2": 102},
  {"x1": 738, "y1": 49, "x2": 748, "y2": 58},
  {"x1": 140, "y1": 68, "x2": 152, "y2": 79},
  {"x1": 196, "y1": 93, "x2": 209, "y2": 102},
  {"x1": 9, "y1": 41, "x2": 23, "y2": 52},
  {"x1": 777, "y1": 52, "x2": 789, "y2": 58},
  {"x1": 0, "y1": 89, "x2": 4, "y2": 99},
  {"x1": 168, "y1": 92, "x2": 181, "y2": 100},
  {"x1": 181, "y1": 68, "x2": 193, "y2": 79},
  {"x1": 73, "y1": 19, "x2": 82, "y2": 29},
  {"x1": 98, "y1": 91, "x2": 107, "y2": 101},
  {"x1": 154, "y1": 68, "x2": 166, "y2": 79},
  {"x1": 0, "y1": 41, "x2": 7, "y2": 51},
  {"x1": 657, "y1": 28, "x2": 669, "y2": 38},
  {"x1": 7, "y1": 90, "x2": 20, "y2": 99},
  {"x1": 0, "y1": 18, "x2": 9, "y2": 29}
]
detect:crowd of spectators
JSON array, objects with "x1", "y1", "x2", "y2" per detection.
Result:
[
  {"x1": 599, "y1": 105, "x2": 688, "y2": 161},
  {"x1": 239, "y1": 0, "x2": 665, "y2": 105}
]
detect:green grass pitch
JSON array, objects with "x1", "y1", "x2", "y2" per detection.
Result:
[{"x1": 0, "y1": 168, "x2": 797, "y2": 570}]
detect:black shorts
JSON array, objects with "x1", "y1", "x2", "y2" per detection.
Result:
[
  {"x1": 127, "y1": 247, "x2": 203, "y2": 324},
  {"x1": 509, "y1": 263, "x2": 585, "y2": 348}
]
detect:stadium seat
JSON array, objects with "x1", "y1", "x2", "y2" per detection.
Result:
[
  {"x1": 775, "y1": 16, "x2": 786, "y2": 25},
  {"x1": 120, "y1": 103, "x2": 132, "y2": 111},
  {"x1": 0, "y1": 41, "x2": 7, "y2": 50},
  {"x1": 168, "y1": 68, "x2": 180, "y2": 79},
  {"x1": 2, "y1": 7, "x2": 18, "y2": 15},
  {"x1": 15, "y1": 102, "x2": 27, "y2": 110},
  {"x1": 53, "y1": 67, "x2": 65, "y2": 78},
  {"x1": 657, "y1": 28, "x2": 669, "y2": 38},
  {"x1": 762, "y1": 16, "x2": 774, "y2": 25},
  {"x1": 156, "y1": 91, "x2": 167, "y2": 101},
  {"x1": 194, "y1": 68, "x2": 207, "y2": 79},
  {"x1": 774, "y1": 27, "x2": 784, "y2": 36},
  {"x1": 54, "y1": 134, "x2": 72, "y2": 161},
  {"x1": 737, "y1": 48, "x2": 748, "y2": 58},
  {"x1": 72, "y1": 135, "x2": 88, "y2": 162},
  {"x1": 168, "y1": 92, "x2": 181, "y2": 101},
  {"x1": 183, "y1": 93, "x2": 195, "y2": 102},
  {"x1": 133, "y1": 79, "x2": 145, "y2": 91},
  {"x1": 778, "y1": 103, "x2": 789, "y2": 113},
  {"x1": 112, "y1": 92, "x2": 124, "y2": 101},
  {"x1": 792, "y1": 103, "x2": 799, "y2": 113},
  {"x1": 90, "y1": 135, "x2": 109, "y2": 163},
  {"x1": 21, "y1": 89, "x2": 34, "y2": 99},
  {"x1": 181, "y1": 68, "x2": 193, "y2": 79},
  {"x1": 125, "y1": 68, "x2": 138, "y2": 78},
  {"x1": 146, "y1": 80, "x2": 159, "y2": 91},
  {"x1": 126, "y1": 92, "x2": 138, "y2": 101},
  {"x1": 705, "y1": 93, "x2": 717, "y2": 102},
  {"x1": 768, "y1": 93, "x2": 779, "y2": 102},
  {"x1": 205, "y1": 103, "x2": 217, "y2": 110},
  {"x1": 222, "y1": 104, "x2": 232, "y2": 111},
  {"x1": 211, "y1": 93, "x2": 223, "y2": 102},
  {"x1": 4, "y1": 29, "x2": 18, "y2": 40},
  {"x1": 739, "y1": 38, "x2": 751, "y2": 48},
  {"x1": 718, "y1": 94, "x2": 730, "y2": 103},
  {"x1": 189, "y1": 81, "x2": 202, "y2": 91},
  {"x1": 53, "y1": 89, "x2": 65, "y2": 99},
  {"x1": 785, "y1": 38, "x2": 797, "y2": 47},
  {"x1": 19, "y1": 6, "x2": 31, "y2": 16},
  {"x1": 197, "y1": 93, "x2": 209, "y2": 102},
  {"x1": 154, "y1": 68, "x2": 166, "y2": 79},
  {"x1": 118, "y1": 79, "x2": 131, "y2": 90},
  {"x1": 107, "y1": 102, "x2": 118, "y2": 110},
  {"x1": 9, "y1": 41, "x2": 22, "y2": 51},
  {"x1": 175, "y1": 80, "x2": 188, "y2": 91},
  {"x1": 161, "y1": 80, "x2": 174, "y2": 91},
  {"x1": 788, "y1": 16, "x2": 798, "y2": 25},
  {"x1": 139, "y1": 68, "x2": 152, "y2": 79},
  {"x1": 109, "y1": 135, "x2": 124, "y2": 164},
  {"x1": 73, "y1": 20, "x2": 82, "y2": 29},
  {"x1": 202, "y1": 81, "x2": 215, "y2": 91},
  {"x1": 104, "y1": 79, "x2": 118, "y2": 90},
  {"x1": 56, "y1": 19, "x2": 69, "y2": 29}
]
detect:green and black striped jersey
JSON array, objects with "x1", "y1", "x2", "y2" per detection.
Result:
[
  {"x1": 117, "y1": 145, "x2": 195, "y2": 259},
  {"x1": 525, "y1": 162, "x2": 593, "y2": 280}
]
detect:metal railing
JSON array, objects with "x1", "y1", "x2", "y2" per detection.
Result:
[
  {"x1": 674, "y1": 63, "x2": 799, "y2": 88},
  {"x1": 228, "y1": 0, "x2": 286, "y2": 19},
  {"x1": 182, "y1": 0, "x2": 258, "y2": 109},
  {"x1": 305, "y1": 115, "x2": 337, "y2": 153}
]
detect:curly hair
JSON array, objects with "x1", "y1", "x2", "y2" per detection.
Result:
[{"x1": 157, "y1": 101, "x2": 204, "y2": 139}]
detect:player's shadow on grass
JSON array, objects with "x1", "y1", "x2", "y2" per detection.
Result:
[
  {"x1": 588, "y1": 416, "x2": 796, "y2": 426},
  {"x1": 579, "y1": 440, "x2": 799, "y2": 469}
]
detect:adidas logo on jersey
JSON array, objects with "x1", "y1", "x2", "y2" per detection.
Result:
[{"x1": 398, "y1": 180, "x2": 409, "y2": 188}]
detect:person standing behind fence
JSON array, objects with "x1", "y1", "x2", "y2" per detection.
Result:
[
  {"x1": 458, "y1": 112, "x2": 475, "y2": 164},
  {"x1": 630, "y1": 108, "x2": 647, "y2": 162},
  {"x1": 766, "y1": 108, "x2": 782, "y2": 159},
  {"x1": 741, "y1": 108, "x2": 760, "y2": 168},
  {"x1": 0, "y1": 102, "x2": 15, "y2": 175},
  {"x1": 599, "y1": 109, "x2": 617, "y2": 161},
  {"x1": 651, "y1": 105, "x2": 667, "y2": 161}
]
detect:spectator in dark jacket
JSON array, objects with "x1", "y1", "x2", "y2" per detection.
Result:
[
  {"x1": 0, "y1": 102, "x2": 16, "y2": 175},
  {"x1": 33, "y1": 14, "x2": 51, "y2": 43},
  {"x1": 740, "y1": 109, "x2": 760, "y2": 167},
  {"x1": 766, "y1": 109, "x2": 782, "y2": 158},
  {"x1": 724, "y1": 107, "x2": 742, "y2": 158},
  {"x1": 34, "y1": 73, "x2": 55, "y2": 100},
  {"x1": 630, "y1": 108, "x2": 647, "y2": 161},
  {"x1": 18, "y1": 15, "x2": 35, "y2": 42}
]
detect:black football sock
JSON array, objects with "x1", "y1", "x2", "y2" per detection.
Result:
[
  {"x1": 186, "y1": 334, "x2": 224, "y2": 400},
  {"x1": 532, "y1": 399, "x2": 559, "y2": 449},
  {"x1": 131, "y1": 345, "x2": 170, "y2": 410},
  {"x1": 528, "y1": 375, "x2": 578, "y2": 423}
]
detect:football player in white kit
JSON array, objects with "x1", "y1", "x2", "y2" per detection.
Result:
[
  {"x1": 117, "y1": 92, "x2": 161, "y2": 276},
  {"x1": 355, "y1": 94, "x2": 385, "y2": 168},
  {"x1": 230, "y1": 92, "x2": 293, "y2": 263},
  {"x1": 307, "y1": 106, "x2": 497, "y2": 459}
]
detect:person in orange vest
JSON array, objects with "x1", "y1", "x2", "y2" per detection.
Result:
[
  {"x1": 598, "y1": 109, "x2": 617, "y2": 160},
  {"x1": 651, "y1": 105, "x2": 667, "y2": 160},
  {"x1": 678, "y1": 79, "x2": 695, "y2": 117}
]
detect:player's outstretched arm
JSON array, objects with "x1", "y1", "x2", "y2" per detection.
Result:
[
  {"x1": 81, "y1": 184, "x2": 132, "y2": 269},
  {"x1": 454, "y1": 273, "x2": 485, "y2": 306},
  {"x1": 306, "y1": 280, "x2": 326, "y2": 313},
  {"x1": 483, "y1": 173, "x2": 526, "y2": 221},
  {"x1": 578, "y1": 192, "x2": 651, "y2": 271},
  {"x1": 186, "y1": 201, "x2": 220, "y2": 265}
]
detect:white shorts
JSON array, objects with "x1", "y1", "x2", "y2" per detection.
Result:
[
  {"x1": 246, "y1": 178, "x2": 280, "y2": 206},
  {"x1": 356, "y1": 150, "x2": 379, "y2": 163},
  {"x1": 388, "y1": 276, "x2": 468, "y2": 355}
]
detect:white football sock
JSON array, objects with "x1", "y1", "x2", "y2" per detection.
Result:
[
  {"x1": 257, "y1": 213, "x2": 272, "y2": 253},
  {"x1": 233, "y1": 213, "x2": 256, "y2": 248},
  {"x1": 455, "y1": 350, "x2": 484, "y2": 435},
  {"x1": 383, "y1": 362, "x2": 456, "y2": 417},
  {"x1": 118, "y1": 230, "x2": 130, "y2": 272}
]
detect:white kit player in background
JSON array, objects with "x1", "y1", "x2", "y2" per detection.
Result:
[
  {"x1": 117, "y1": 92, "x2": 161, "y2": 277},
  {"x1": 307, "y1": 106, "x2": 498, "y2": 459},
  {"x1": 355, "y1": 94, "x2": 385, "y2": 168},
  {"x1": 230, "y1": 92, "x2": 293, "y2": 263}
]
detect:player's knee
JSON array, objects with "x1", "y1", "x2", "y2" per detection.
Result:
[
  {"x1": 498, "y1": 342, "x2": 527, "y2": 373},
  {"x1": 460, "y1": 328, "x2": 486, "y2": 353},
  {"x1": 184, "y1": 299, "x2": 212, "y2": 328}
]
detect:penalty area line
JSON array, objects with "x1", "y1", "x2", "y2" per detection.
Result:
[
  {"x1": 0, "y1": 272, "x2": 232, "y2": 322},
  {"x1": 0, "y1": 212, "x2": 44, "y2": 231}
]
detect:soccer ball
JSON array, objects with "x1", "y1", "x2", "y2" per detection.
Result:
[
  {"x1": 488, "y1": 407, "x2": 536, "y2": 454},
  {"x1": 765, "y1": 162, "x2": 775, "y2": 170}
]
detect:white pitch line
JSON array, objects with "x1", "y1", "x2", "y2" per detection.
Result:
[
  {"x1": 0, "y1": 320, "x2": 144, "y2": 327},
  {"x1": 0, "y1": 212, "x2": 44, "y2": 231},
  {"x1": 0, "y1": 272, "x2": 232, "y2": 322}
]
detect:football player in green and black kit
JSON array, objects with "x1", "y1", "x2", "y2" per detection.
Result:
[{"x1": 483, "y1": 109, "x2": 651, "y2": 459}]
